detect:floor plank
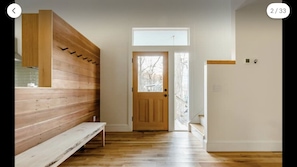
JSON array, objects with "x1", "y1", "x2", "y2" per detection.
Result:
[{"x1": 59, "y1": 131, "x2": 282, "y2": 167}]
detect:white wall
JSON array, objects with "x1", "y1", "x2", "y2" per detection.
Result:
[
  {"x1": 205, "y1": 0, "x2": 282, "y2": 151},
  {"x1": 15, "y1": 0, "x2": 234, "y2": 131}
]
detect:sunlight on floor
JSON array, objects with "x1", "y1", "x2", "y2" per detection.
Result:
[{"x1": 174, "y1": 119, "x2": 188, "y2": 131}]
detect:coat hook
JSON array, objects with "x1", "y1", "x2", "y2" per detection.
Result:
[
  {"x1": 76, "y1": 54, "x2": 82, "y2": 57},
  {"x1": 82, "y1": 57, "x2": 88, "y2": 60},
  {"x1": 60, "y1": 47, "x2": 68, "y2": 51},
  {"x1": 87, "y1": 59, "x2": 92, "y2": 62},
  {"x1": 70, "y1": 51, "x2": 76, "y2": 54},
  {"x1": 92, "y1": 61, "x2": 96, "y2": 64}
]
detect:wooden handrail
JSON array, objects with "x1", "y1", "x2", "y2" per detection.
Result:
[{"x1": 207, "y1": 60, "x2": 236, "y2": 64}]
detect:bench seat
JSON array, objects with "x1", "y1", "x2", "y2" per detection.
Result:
[{"x1": 15, "y1": 122, "x2": 106, "y2": 167}]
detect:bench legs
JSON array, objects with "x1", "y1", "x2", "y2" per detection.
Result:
[{"x1": 102, "y1": 127, "x2": 105, "y2": 147}]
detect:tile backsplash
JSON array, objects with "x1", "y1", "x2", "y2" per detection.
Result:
[{"x1": 15, "y1": 61, "x2": 38, "y2": 87}]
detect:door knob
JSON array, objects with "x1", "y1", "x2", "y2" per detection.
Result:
[{"x1": 164, "y1": 94, "x2": 168, "y2": 97}]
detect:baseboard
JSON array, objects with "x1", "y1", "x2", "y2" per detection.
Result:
[
  {"x1": 105, "y1": 124, "x2": 132, "y2": 132},
  {"x1": 205, "y1": 140, "x2": 282, "y2": 152}
]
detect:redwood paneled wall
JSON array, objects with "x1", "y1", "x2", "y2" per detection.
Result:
[
  {"x1": 15, "y1": 10, "x2": 100, "y2": 155},
  {"x1": 52, "y1": 12, "x2": 100, "y2": 89}
]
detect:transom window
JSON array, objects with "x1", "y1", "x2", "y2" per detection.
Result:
[{"x1": 132, "y1": 27, "x2": 190, "y2": 46}]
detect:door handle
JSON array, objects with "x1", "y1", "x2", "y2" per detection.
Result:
[{"x1": 164, "y1": 94, "x2": 168, "y2": 97}]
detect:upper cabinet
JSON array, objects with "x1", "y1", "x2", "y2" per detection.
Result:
[{"x1": 22, "y1": 13, "x2": 39, "y2": 67}]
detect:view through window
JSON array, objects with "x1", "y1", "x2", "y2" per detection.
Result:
[
  {"x1": 132, "y1": 28, "x2": 189, "y2": 46},
  {"x1": 174, "y1": 52, "x2": 189, "y2": 131}
]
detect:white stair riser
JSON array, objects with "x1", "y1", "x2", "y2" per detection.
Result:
[
  {"x1": 191, "y1": 126, "x2": 204, "y2": 141},
  {"x1": 200, "y1": 116, "x2": 205, "y2": 127}
]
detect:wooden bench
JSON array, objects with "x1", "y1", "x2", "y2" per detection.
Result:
[{"x1": 15, "y1": 122, "x2": 106, "y2": 167}]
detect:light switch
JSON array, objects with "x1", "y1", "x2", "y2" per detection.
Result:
[{"x1": 245, "y1": 58, "x2": 250, "y2": 64}]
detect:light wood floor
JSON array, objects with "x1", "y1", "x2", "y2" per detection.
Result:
[{"x1": 59, "y1": 131, "x2": 282, "y2": 167}]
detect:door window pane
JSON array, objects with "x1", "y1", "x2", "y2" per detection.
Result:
[{"x1": 138, "y1": 56, "x2": 163, "y2": 92}]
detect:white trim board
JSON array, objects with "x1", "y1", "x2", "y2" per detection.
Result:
[
  {"x1": 205, "y1": 140, "x2": 282, "y2": 152},
  {"x1": 105, "y1": 124, "x2": 131, "y2": 132}
]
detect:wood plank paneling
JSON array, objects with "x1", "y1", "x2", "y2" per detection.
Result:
[
  {"x1": 15, "y1": 114, "x2": 93, "y2": 155},
  {"x1": 15, "y1": 10, "x2": 100, "y2": 155},
  {"x1": 52, "y1": 70, "x2": 100, "y2": 85},
  {"x1": 53, "y1": 13, "x2": 100, "y2": 62},
  {"x1": 15, "y1": 89, "x2": 99, "y2": 114},
  {"x1": 15, "y1": 88, "x2": 99, "y2": 101},
  {"x1": 52, "y1": 59, "x2": 98, "y2": 81},
  {"x1": 15, "y1": 101, "x2": 99, "y2": 128},
  {"x1": 15, "y1": 108, "x2": 93, "y2": 142},
  {"x1": 15, "y1": 87, "x2": 100, "y2": 155},
  {"x1": 52, "y1": 12, "x2": 100, "y2": 89}
]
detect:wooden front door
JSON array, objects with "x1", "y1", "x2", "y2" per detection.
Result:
[{"x1": 132, "y1": 51, "x2": 168, "y2": 131}]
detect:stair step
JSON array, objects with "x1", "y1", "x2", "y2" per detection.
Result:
[
  {"x1": 190, "y1": 123, "x2": 204, "y2": 135},
  {"x1": 190, "y1": 123, "x2": 205, "y2": 148}
]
